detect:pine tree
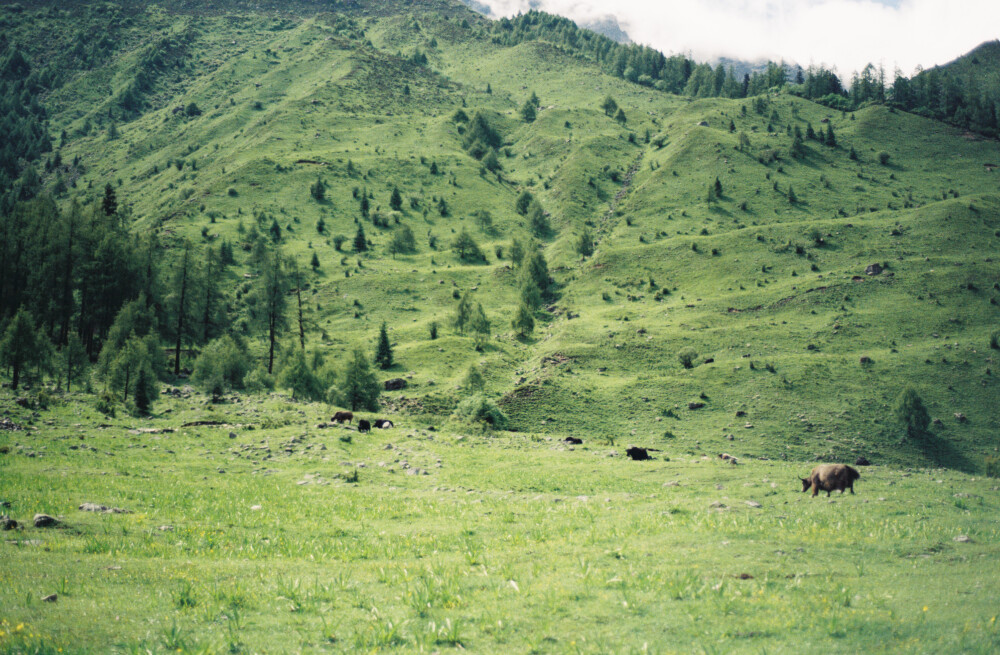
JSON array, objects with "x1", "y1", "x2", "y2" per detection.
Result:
[
  {"x1": 520, "y1": 99, "x2": 536, "y2": 123},
  {"x1": 614, "y1": 108, "x2": 627, "y2": 125},
  {"x1": 714, "y1": 177, "x2": 723, "y2": 197},
  {"x1": 515, "y1": 190, "x2": 534, "y2": 215},
  {"x1": 470, "y1": 302, "x2": 490, "y2": 351},
  {"x1": 601, "y1": 95, "x2": 618, "y2": 117},
  {"x1": 134, "y1": 367, "x2": 153, "y2": 414},
  {"x1": 169, "y1": 240, "x2": 193, "y2": 375},
  {"x1": 825, "y1": 123, "x2": 836, "y2": 147},
  {"x1": 374, "y1": 321, "x2": 393, "y2": 370},
  {"x1": 451, "y1": 228, "x2": 483, "y2": 262},
  {"x1": 277, "y1": 348, "x2": 324, "y2": 401},
  {"x1": 576, "y1": 227, "x2": 594, "y2": 257},
  {"x1": 316, "y1": 216, "x2": 326, "y2": 233},
  {"x1": 252, "y1": 245, "x2": 288, "y2": 374},
  {"x1": 512, "y1": 302, "x2": 534, "y2": 337},
  {"x1": 389, "y1": 186, "x2": 403, "y2": 211},
  {"x1": 310, "y1": 252, "x2": 320, "y2": 270},
  {"x1": 453, "y1": 292, "x2": 473, "y2": 334},
  {"x1": 310, "y1": 176, "x2": 326, "y2": 201},
  {"x1": 269, "y1": 218, "x2": 282, "y2": 242},
  {"x1": 63, "y1": 332, "x2": 87, "y2": 392},
  {"x1": 528, "y1": 201, "x2": 550, "y2": 237},
  {"x1": 0, "y1": 307, "x2": 47, "y2": 390},
  {"x1": 895, "y1": 386, "x2": 930, "y2": 438},
  {"x1": 354, "y1": 224, "x2": 367, "y2": 252},
  {"x1": 102, "y1": 183, "x2": 117, "y2": 216},
  {"x1": 339, "y1": 347, "x2": 380, "y2": 411},
  {"x1": 462, "y1": 363, "x2": 486, "y2": 393}
]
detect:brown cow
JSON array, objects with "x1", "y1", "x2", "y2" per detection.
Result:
[
  {"x1": 332, "y1": 411, "x2": 353, "y2": 424},
  {"x1": 800, "y1": 464, "x2": 861, "y2": 497}
]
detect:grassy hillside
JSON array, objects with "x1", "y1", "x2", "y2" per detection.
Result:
[
  {"x1": 1, "y1": 1, "x2": 1000, "y2": 653},
  {"x1": 2, "y1": 0, "x2": 999, "y2": 469}
]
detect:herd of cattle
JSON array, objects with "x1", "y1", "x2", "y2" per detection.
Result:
[
  {"x1": 331, "y1": 411, "x2": 393, "y2": 433},
  {"x1": 329, "y1": 412, "x2": 862, "y2": 498}
]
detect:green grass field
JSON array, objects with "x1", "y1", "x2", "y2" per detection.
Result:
[
  {"x1": 1, "y1": 394, "x2": 999, "y2": 653},
  {"x1": 2, "y1": 0, "x2": 1000, "y2": 652}
]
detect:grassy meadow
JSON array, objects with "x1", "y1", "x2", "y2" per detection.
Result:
[{"x1": 1, "y1": 0, "x2": 1000, "y2": 652}]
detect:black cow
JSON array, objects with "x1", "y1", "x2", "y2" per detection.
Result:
[
  {"x1": 358, "y1": 419, "x2": 371, "y2": 433},
  {"x1": 374, "y1": 419, "x2": 394, "y2": 429}
]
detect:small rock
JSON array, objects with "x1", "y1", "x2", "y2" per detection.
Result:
[
  {"x1": 865, "y1": 263, "x2": 883, "y2": 276},
  {"x1": 709, "y1": 501, "x2": 727, "y2": 509},
  {"x1": 79, "y1": 503, "x2": 130, "y2": 514},
  {"x1": 42, "y1": 594, "x2": 57, "y2": 602},
  {"x1": 158, "y1": 525, "x2": 174, "y2": 531},
  {"x1": 854, "y1": 456, "x2": 871, "y2": 466},
  {"x1": 688, "y1": 402, "x2": 705, "y2": 410},
  {"x1": 745, "y1": 500, "x2": 762, "y2": 508},
  {"x1": 1, "y1": 515, "x2": 18, "y2": 530},
  {"x1": 33, "y1": 514, "x2": 58, "y2": 528},
  {"x1": 229, "y1": 432, "x2": 237, "y2": 439},
  {"x1": 250, "y1": 505, "x2": 262, "y2": 511},
  {"x1": 953, "y1": 535, "x2": 972, "y2": 543}
]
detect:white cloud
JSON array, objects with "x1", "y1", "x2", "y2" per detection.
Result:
[{"x1": 474, "y1": 0, "x2": 1000, "y2": 77}]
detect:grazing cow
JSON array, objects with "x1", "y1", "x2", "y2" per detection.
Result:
[
  {"x1": 332, "y1": 411, "x2": 353, "y2": 424},
  {"x1": 374, "y1": 419, "x2": 394, "y2": 429},
  {"x1": 800, "y1": 464, "x2": 861, "y2": 497},
  {"x1": 563, "y1": 436, "x2": 583, "y2": 445},
  {"x1": 358, "y1": 419, "x2": 371, "y2": 433},
  {"x1": 626, "y1": 446, "x2": 659, "y2": 461}
]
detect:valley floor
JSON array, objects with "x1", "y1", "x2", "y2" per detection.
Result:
[{"x1": 1, "y1": 391, "x2": 998, "y2": 654}]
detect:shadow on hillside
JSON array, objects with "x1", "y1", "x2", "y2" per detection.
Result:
[{"x1": 912, "y1": 430, "x2": 976, "y2": 473}]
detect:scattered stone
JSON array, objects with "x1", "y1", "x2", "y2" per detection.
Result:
[
  {"x1": 745, "y1": 500, "x2": 762, "y2": 508},
  {"x1": 953, "y1": 535, "x2": 971, "y2": 543},
  {"x1": 384, "y1": 378, "x2": 407, "y2": 391},
  {"x1": 859, "y1": 356, "x2": 873, "y2": 365},
  {"x1": 33, "y1": 514, "x2": 58, "y2": 528},
  {"x1": 954, "y1": 412, "x2": 967, "y2": 423},
  {"x1": 158, "y1": 525, "x2": 174, "y2": 531},
  {"x1": 563, "y1": 436, "x2": 583, "y2": 445},
  {"x1": 1, "y1": 515, "x2": 17, "y2": 530},
  {"x1": 0, "y1": 417, "x2": 23, "y2": 431},
  {"x1": 688, "y1": 402, "x2": 705, "y2": 410},
  {"x1": 78, "y1": 503, "x2": 130, "y2": 514},
  {"x1": 854, "y1": 456, "x2": 871, "y2": 466},
  {"x1": 250, "y1": 505, "x2": 262, "y2": 511},
  {"x1": 41, "y1": 594, "x2": 57, "y2": 602},
  {"x1": 229, "y1": 432, "x2": 237, "y2": 439},
  {"x1": 709, "y1": 501, "x2": 727, "y2": 509},
  {"x1": 735, "y1": 573, "x2": 754, "y2": 580},
  {"x1": 865, "y1": 263, "x2": 883, "y2": 275}
]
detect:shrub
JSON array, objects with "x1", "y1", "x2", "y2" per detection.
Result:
[
  {"x1": 244, "y1": 367, "x2": 275, "y2": 394},
  {"x1": 452, "y1": 393, "x2": 508, "y2": 430},
  {"x1": 990, "y1": 331, "x2": 999, "y2": 350},
  {"x1": 192, "y1": 336, "x2": 249, "y2": 397},
  {"x1": 878, "y1": 151, "x2": 891, "y2": 165},
  {"x1": 894, "y1": 386, "x2": 929, "y2": 438},
  {"x1": 985, "y1": 454, "x2": 1000, "y2": 478},
  {"x1": 677, "y1": 347, "x2": 698, "y2": 369}
]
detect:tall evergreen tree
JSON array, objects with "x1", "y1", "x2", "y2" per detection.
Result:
[
  {"x1": 169, "y1": 240, "x2": 193, "y2": 375},
  {"x1": 102, "y1": 183, "x2": 117, "y2": 217},
  {"x1": 252, "y1": 245, "x2": 288, "y2": 374},
  {"x1": 339, "y1": 347, "x2": 380, "y2": 411},
  {"x1": 512, "y1": 302, "x2": 534, "y2": 337},
  {"x1": 0, "y1": 307, "x2": 48, "y2": 390},
  {"x1": 353, "y1": 224, "x2": 367, "y2": 252},
  {"x1": 374, "y1": 321, "x2": 393, "y2": 369}
]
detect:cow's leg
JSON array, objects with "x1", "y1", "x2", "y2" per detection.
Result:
[{"x1": 812, "y1": 485, "x2": 819, "y2": 497}]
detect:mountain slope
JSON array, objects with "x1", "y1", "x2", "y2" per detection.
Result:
[{"x1": 1, "y1": 0, "x2": 998, "y2": 471}]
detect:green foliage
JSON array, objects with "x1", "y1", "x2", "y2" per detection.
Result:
[
  {"x1": 515, "y1": 191, "x2": 534, "y2": 216},
  {"x1": 0, "y1": 307, "x2": 50, "y2": 390},
  {"x1": 461, "y1": 363, "x2": 486, "y2": 394},
  {"x1": 389, "y1": 186, "x2": 402, "y2": 211},
  {"x1": 337, "y1": 347, "x2": 380, "y2": 412},
  {"x1": 895, "y1": 386, "x2": 930, "y2": 438},
  {"x1": 244, "y1": 366, "x2": 275, "y2": 394},
  {"x1": 878, "y1": 151, "x2": 891, "y2": 165},
  {"x1": 576, "y1": 227, "x2": 594, "y2": 257},
  {"x1": 512, "y1": 302, "x2": 535, "y2": 337},
  {"x1": 469, "y1": 302, "x2": 491, "y2": 351},
  {"x1": 677, "y1": 346, "x2": 698, "y2": 369},
  {"x1": 601, "y1": 95, "x2": 618, "y2": 117},
  {"x1": 107, "y1": 333, "x2": 159, "y2": 406},
  {"x1": 374, "y1": 321, "x2": 393, "y2": 370},
  {"x1": 520, "y1": 99, "x2": 536, "y2": 123},
  {"x1": 451, "y1": 227, "x2": 484, "y2": 262},
  {"x1": 192, "y1": 335, "x2": 249, "y2": 397},
  {"x1": 353, "y1": 224, "x2": 367, "y2": 253},
  {"x1": 388, "y1": 224, "x2": 416, "y2": 257},
  {"x1": 310, "y1": 176, "x2": 326, "y2": 201},
  {"x1": 277, "y1": 348, "x2": 325, "y2": 401},
  {"x1": 527, "y1": 201, "x2": 551, "y2": 237},
  {"x1": 452, "y1": 393, "x2": 508, "y2": 429}
]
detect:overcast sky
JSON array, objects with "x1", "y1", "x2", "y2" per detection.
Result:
[{"x1": 474, "y1": 0, "x2": 1000, "y2": 78}]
